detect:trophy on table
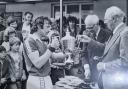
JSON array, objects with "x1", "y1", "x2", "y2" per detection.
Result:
[
  {"x1": 61, "y1": 28, "x2": 75, "y2": 66},
  {"x1": 61, "y1": 28, "x2": 83, "y2": 70}
]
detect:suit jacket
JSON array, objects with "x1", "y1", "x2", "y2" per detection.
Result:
[
  {"x1": 88, "y1": 23, "x2": 128, "y2": 89},
  {"x1": 97, "y1": 28, "x2": 112, "y2": 43},
  {"x1": 81, "y1": 28, "x2": 111, "y2": 82},
  {"x1": 82, "y1": 27, "x2": 111, "y2": 66}
]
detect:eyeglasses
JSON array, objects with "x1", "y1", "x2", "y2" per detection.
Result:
[
  {"x1": 86, "y1": 24, "x2": 96, "y2": 30},
  {"x1": 104, "y1": 19, "x2": 113, "y2": 23}
]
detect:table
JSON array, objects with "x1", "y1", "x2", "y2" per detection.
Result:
[{"x1": 54, "y1": 84, "x2": 99, "y2": 89}]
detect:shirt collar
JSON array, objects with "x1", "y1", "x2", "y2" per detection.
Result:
[
  {"x1": 113, "y1": 22, "x2": 124, "y2": 34},
  {"x1": 96, "y1": 26, "x2": 100, "y2": 39}
]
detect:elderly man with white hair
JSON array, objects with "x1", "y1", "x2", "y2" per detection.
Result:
[
  {"x1": 79, "y1": 6, "x2": 128, "y2": 89},
  {"x1": 83, "y1": 15, "x2": 99, "y2": 40},
  {"x1": 82, "y1": 14, "x2": 111, "y2": 89},
  {"x1": 84, "y1": 14, "x2": 111, "y2": 43}
]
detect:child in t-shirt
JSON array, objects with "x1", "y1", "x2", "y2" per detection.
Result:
[{"x1": 6, "y1": 37, "x2": 26, "y2": 89}]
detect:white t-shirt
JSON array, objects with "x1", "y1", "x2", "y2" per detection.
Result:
[{"x1": 22, "y1": 22, "x2": 31, "y2": 39}]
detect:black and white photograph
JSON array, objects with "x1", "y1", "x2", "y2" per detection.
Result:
[{"x1": 0, "y1": 0, "x2": 128, "y2": 89}]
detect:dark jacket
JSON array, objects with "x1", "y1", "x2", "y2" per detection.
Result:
[
  {"x1": 0, "y1": 31, "x2": 4, "y2": 45},
  {"x1": 5, "y1": 53, "x2": 24, "y2": 82},
  {"x1": 81, "y1": 27, "x2": 112, "y2": 82},
  {"x1": 0, "y1": 58, "x2": 10, "y2": 84},
  {"x1": 96, "y1": 28, "x2": 112, "y2": 43}
]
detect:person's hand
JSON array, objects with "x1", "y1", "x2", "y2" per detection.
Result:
[
  {"x1": 84, "y1": 69, "x2": 91, "y2": 79},
  {"x1": 1, "y1": 78, "x2": 7, "y2": 84},
  {"x1": 65, "y1": 63, "x2": 73, "y2": 70},
  {"x1": 51, "y1": 65, "x2": 59, "y2": 69},
  {"x1": 93, "y1": 56, "x2": 102, "y2": 62},
  {"x1": 52, "y1": 52, "x2": 66, "y2": 60},
  {"x1": 84, "y1": 64, "x2": 91, "y2": 79},
  {"x1": 97, "y1": 62, "x2": 106, "y2": 72},
  {"x1": 0, "y1": 53, "x2": 6, "y2": 59},
  {"x1": 50, "y1": 36, "x2": 60, "y2": 49},
  {"x1": 77, "y1": 35, "x2": 91, "y2": 43},
  {"x1": 11, "y1": 77, "x2": 16, "y2": 82},
  {"x1": 22, "y1": 73, "x2": 27, "y2": 81}
]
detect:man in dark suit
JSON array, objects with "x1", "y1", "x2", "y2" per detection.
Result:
[
  {"x1": 79, "y1": 6, "x2": 128, "y2": 89},
  {"x1": 83, "y1": 16, "x2": 111, "y2": 43},
  {"x1": 82, "y1": 15, "x2": 111, "y2": 86}
]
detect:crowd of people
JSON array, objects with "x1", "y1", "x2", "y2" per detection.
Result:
[{"x1": 0, "y1": 5, "x2": 128, "y2": 89}]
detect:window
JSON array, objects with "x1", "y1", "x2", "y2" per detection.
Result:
[
  {"x1": 82, "y1": 4, "x2": 93, "y2": 10},
  {"x1": 81, "y1": 4, "x2": 93, "y2": 32},
  {"x1": 67, "y1": 5, "x2": 79, "y2": 14},
  {"x1": 53, "y1": 6, "x2": 65, "y2": 19},
  {"x1": 5, "y1": 12, "x2": 22, "y2": 25},
  {"x1": 52, "y1": 2, "x2": 94, "y2": 29}
]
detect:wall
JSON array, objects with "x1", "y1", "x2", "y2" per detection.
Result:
[
  {"x1": 93, "y1": 0, "x2": 127, "y2": 20},
  {"x1": 6, "y1": 2, "x2": 51, "y2": 20},
  {"x1": 6, "y1": 0, "x2": 127, "y2": 21}
]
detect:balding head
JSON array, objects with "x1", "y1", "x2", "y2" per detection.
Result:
[
  {"x1": 84, "y1": 15, "x2": 100, "y2": 37},
  {"x1": 104, "y1": 6, "x2": 125, "y2": 31},
  {"x1": 85, "y1": 15, "x2": 99, "y2": 27},
  {"x1": 104, "y1": 6, "x2": 125, "y2": 22}
]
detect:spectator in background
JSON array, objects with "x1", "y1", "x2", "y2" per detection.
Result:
[
  {"x1": 18, "y1": 12, "x2": 34, "y2": 89},
  {"x1": 2, "y1": 17, "x2": 27, "y2": 89},
  {"x1": 17, "y1": 12, "x2": 33, "y2": 41},
  {"x1": 2, "y1": 28, "x2": 16, "y2": 52},
  {"x1": 3, "y1": 16, "x2": 19, "y2": 41},
  {"x1": 66, "y1": 16, "x2": 80, "y2": 37},
  {"x1": 6, "y1": 37, "x2": 26, "y2": 89},
  {"x1": 56, "y1": 16, "x2": 68, "y2": 37},
  {"x1": 4, "y1": 16, "x2": 23, "y2": 43},
  {"x1": 5, "y1": 16, "x2": 18, "y2": 31},
  {"x1": 22, "y1": 12, "x2": 33, "y2": 37},
  {"x1": 47, "y1": 18, "x2": 60, "y2": 42},
  {"x1": 42, "y1": 17, "x2": 52, "y2": 35},
  {"x1": 62, "y1": 16, "x2": 84, "y2": 79},
  {"x1": 16, "y1": 12, "x2": 33, "y2": 89},
  {"x1": 0, "y1": 14, "x2": 6, "y2": 45},
  {"x1": 0, "y1": 14, "x2": 6, "y2": 32},
  {"x1": 0, "y1": 46, "x2": 10, "y2": 89},
  {"x1": 51, "y1": 20, "x2": 59, "y2": 34}
]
